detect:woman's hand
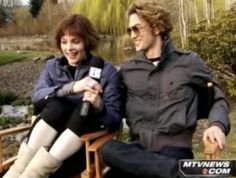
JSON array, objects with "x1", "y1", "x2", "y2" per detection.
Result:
[
  {"x1": 73, "y1": 76, "x2": 103, "y2": 94},
  {"x1": 83, "y1": 90, "x2": 103, "y2": 110}
]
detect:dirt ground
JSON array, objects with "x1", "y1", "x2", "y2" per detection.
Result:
[
  {"x1": 0, "y1": 59, "x2": 45, "y2": 98},
  {"x1": 0, "y1": 36, "x2": 52, "y2": 98},
  {"x1": 0, "y1": 59, "x2": 46, "y2": 163}
]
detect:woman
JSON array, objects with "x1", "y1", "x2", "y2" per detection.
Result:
[{"x1": 3, "y1": 14, "x2": 122, "y2": 178}]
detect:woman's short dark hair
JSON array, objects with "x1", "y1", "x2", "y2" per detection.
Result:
[
  {"x1": 127, "y1": 0, "x2": 173, "y2": 38},
  {"x1": 53, "y1": 14, "x2": 100, "y2": 52}
]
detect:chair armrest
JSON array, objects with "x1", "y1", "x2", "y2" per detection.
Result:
[
  {"x1": 88, "y1": 132, "x2": 117, "y2": 152},
  {"x1": 204, "y1": 139, "x2": 221, "y2": 159},
  {"x1": 0, "y1": 125, "x2": 31, "y2": 137},
  {"x1": 81, "y1": 131, "x2": 117, "y2": 178},
  {"x1": 0, "y1": 125, "x2": 31, "y2": 173},
  {"x1": 0, "y1": 156, "x2": 17, "y2": 172},
  {"x1": 81, "y1": 130, "x2": 109, "y2": 142}
]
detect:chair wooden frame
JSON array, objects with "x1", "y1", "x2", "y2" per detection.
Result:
[
  {"x1": 80, "y1": 130, "x2": 118, "y2": 178},
  {"x1": 0, "y1": 116, "x2": 117, "y2": 178},
  {"x1": 0, "y1": 125, "x2": 31, "y2": 173},
  {"x1": 0, "y1": 119, "x2": 222, "y2": 178},
  {"x1": 204, "y1": 138, "x2": 221, "y2": 159}
]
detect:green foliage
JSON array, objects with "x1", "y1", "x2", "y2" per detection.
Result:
[
  {"x1": 187, "y1": 10, "x2": 236, "y2": 97},
  {"x1": 0, "y1": 117, "x2": 24, "y2": 129},
  {"x1": 0, "y1": 92, "x2": 17, "y2": 105},
  {"x1": 188, "y1": 10, "x2": 236, "y2": 65},
  {"x1": 12, "y1": 97, "x2": 31, "y2": 106},
  {"x1": 72, "y1": 0, "x2": 134, "y2": 36},
  {"x1": 226, "y1": 78, "x2": 236, "y2": 97},
  {"x1": 0, "y1": 50, "x2": 54, "y2": 66},
  {"x1": 0, "y1": 87, "x2": 32, "y2": 107},
  {"x1": 0, "y1": 51, "x2": 28, "y2": 66}
]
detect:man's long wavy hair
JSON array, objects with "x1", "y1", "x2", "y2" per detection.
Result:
[{"x1": 127, "y1": 0, "x2": 173, "y2": 39}]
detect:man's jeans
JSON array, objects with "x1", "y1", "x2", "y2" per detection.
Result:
[{"x1": 101, "y1": 140, "x2": 194, "y2": 178}]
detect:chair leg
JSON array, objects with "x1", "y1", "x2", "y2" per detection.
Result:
[
  {"x1": 81, "y1": 143, "x2": 95, "y2": 178},
  {"x1": 85, "y1": 142, "x2": 90, "y2": 174},
  {"x1": 81, "y1": 163, "x2": 95, "y2": 178},
  {"x1": 94, "y1": 151, "x2": 102, "y2": 178}
]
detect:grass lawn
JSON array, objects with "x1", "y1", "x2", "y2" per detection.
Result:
[
  {"x1": 0, "y1": 50, "x2": 54, "y2": 66},
  {"x1": 193, "y1": 104, "x2": 236, "y2": 159}
]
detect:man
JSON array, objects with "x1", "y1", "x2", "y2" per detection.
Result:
[{"x1": 101, "y1": 0, "x2": 230, "y2": 178}]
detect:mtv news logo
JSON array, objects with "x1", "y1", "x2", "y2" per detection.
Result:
[{"x1": 179, "y1": 160, "x2": 236, "y2": 177}]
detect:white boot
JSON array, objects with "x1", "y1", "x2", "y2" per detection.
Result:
[
  {"x1": 19, "y1": 147, "x2": 62, "y2": 178},
  {"x1": 3, "y1": 141, "x2": 36, "y2": 178}
]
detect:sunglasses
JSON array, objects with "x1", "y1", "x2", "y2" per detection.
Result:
[{"x1": 127, "y1": 25, "x2": 145, "y2": 36}]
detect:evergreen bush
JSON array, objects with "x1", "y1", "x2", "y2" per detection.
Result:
[{"x1": 187, "y1": 10, "x2": 236, "y2": 97}]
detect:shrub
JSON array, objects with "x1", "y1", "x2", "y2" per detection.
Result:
[
  {"x1": 187, "y1": 10, "x2": 236, "y2": 97},
  {"x1": 0, "y1": 117, "x2": 24, "y2": 129},
  {"x1": 12, "y1": 97, "x2": 31, "y2": 106},
  {"x1": 0, "y1": 92, "x2": 17, "y2": 105}
]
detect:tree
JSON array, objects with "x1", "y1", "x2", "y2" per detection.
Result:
[
  {"x1": 192, "y1": 0, "x2": 199, "y2": 27},
  {"x1": 203, "y1": 0, "x2": 213, "y2": 25},
  {"x1": 0, "y1": 0, "x2": 21, "y2": 26},
  {"x1": 72, "y1": 0, "x2": 134, "y2": 36},
  {"x1": 29, "y1": 0, "x2": 44, "y2": 18},
  {"x1": 38, "y1": 0, "x2": 68, "y2": 33}
]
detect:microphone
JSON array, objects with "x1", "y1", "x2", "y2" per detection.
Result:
[{"x1": 80, "y1": 57, "x2": 104, "y2": 117}]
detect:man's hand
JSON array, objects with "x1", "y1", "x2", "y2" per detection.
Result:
[
  {"x1": 73, "y1": 77, "x2": 103, "y2": 94},
  {"x1": 203, "y1": 126, "x2": 226, "y2": 150}
]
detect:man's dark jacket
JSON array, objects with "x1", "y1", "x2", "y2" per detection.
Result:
[{"x1": 120, "y1": 39, "x2": 230, "y2": 149}]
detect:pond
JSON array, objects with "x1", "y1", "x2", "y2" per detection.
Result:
[{"x1": 0, "y1": 36, "x2": 136, "y2": 65}]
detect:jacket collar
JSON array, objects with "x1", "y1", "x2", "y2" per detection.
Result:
[
  {"x1": 135, "y1": 38, "x2": 176, "y2": 63},
  {"x1": 58, "y1": 52, "x2": 92, "y2": 70}
]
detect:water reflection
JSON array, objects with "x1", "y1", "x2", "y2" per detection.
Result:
[{"x1": 95, "y1": 37, "x2": 136, "y2": 65}]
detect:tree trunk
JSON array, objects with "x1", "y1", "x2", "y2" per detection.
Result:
[
  {"x1": 203, "y1": 0, "x2": 211, "y2": 25},
  {"x1": 211, "y1": 0, "x2": 215, "y2": 18},
  {"x1": 178, "y1": 0, "x2": 188, "y2": 48},
  {"x1": 193, "y1": 0, "x2": 199, "y2": 27}
]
